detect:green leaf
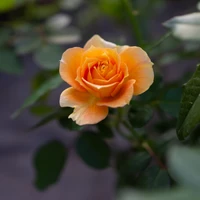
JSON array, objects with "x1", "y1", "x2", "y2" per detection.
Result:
[
  {"x1": 0, "y1": 48, "x2": 23, "y2": 74},
  {"x1": 47, "y1": 27, "x2": 81, "y2": 45},
  {"x1": 117, "y1": 187, "x2": 200, "y2": 200},
  {"x1": 117, "y1": 151, "x2": 151, "y2": 186},
  {"x1": 34, "y1": 140, "x2": 68, "y2": 190},
  {"x1": 97, "y1": 119, "x2": 114, "y2": 138},
  {"x1": 58, "y1": 116, "x2": 81, "y2": 131},
  {"x1": 14, "y1": 36, "x2": 42, "y2": 55},
  {"x1": 76, "y1": 132, "x2": 111, "y2": 169},
  {"x1": 137, "y1": 165, "x2": 170, "y2": 189},
  {"x1": 12, "y1": 74, "x2": 62, "y2": 118},
  {"x1": 29, "y1": 108, "x2": 73, "y2": 131},
  {"x1": 177, "y1": 64, "x2": 200, "y2": 140},
  {"x1": 0, "y1": 0, "x2": 14, "y2": 12},
  {"x1": 168, "y1": 146, "x2": 200, "y2": 189},
  {"x1": 34, "y1": 44, "x2": 63, "y2": 70},
  {"x1": 128, "y1": 105, "x2": 153, "y2": 128},
  {"x1": 30, "y1": 105, "x2": 54, "y2": 116},
  {"x1": 0, "y1": 28, "x2": 11, "y2": 46},
  {"x1": 160, "y1": 87, "x2": 182, "y2": 117}
]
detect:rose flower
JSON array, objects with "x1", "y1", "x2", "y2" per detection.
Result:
[{"x1": 59, "y1": 35, "x2": 154, "y2": 125}]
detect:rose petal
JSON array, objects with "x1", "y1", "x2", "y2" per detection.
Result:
[
  {"x1": 120, "y1": 47, "x2": 153, "y2": 95},
  {"x1": 60, "y1": 47, "x2": 86, "y2": 92},
  {"x1": 84, "y1": 35, "x2": 117, "y2": 50},
  {"x1": 60, "y1": 87, "x2": 93, "y2": 107},
  {"x1": 69, "y1": 104, "x2": 108, "y2": 125},
  {"x1": 132, "y1": 62, "x2": 154, "y2": 95},
  {"x1": 97, "y1": 79, "x2": 135, "y2": 108},
  {"x1": 82, "y1": 78, "x2": 119, "y2": 98}
]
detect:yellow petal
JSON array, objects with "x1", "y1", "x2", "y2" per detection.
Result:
[
  {"x1": 69, "y1": 104, "x2": 108, "y2": 125},
  {"x1": 60, "y1": 47, "x2": 86, "y2": 92},
  {"x1": 97, "y1": 79, "x2": 135, "y2": 108},
  {"x1": 84, "y1": 35, "x2": 117, "y2": 50}
]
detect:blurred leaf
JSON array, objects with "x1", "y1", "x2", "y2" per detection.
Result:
[
  {"x1": 97, "y1": 119, "x2": 114, "y2": 138},
  {"x1": 160, "y1": 87, "x2": 182, "y2": 117},
  {"x1": 34, "y1": 140, "x2": 68, "y2": 190},
  {"x1": 47, "y1": 27, "x2": 81, "y2": 45},
  {"x1": 0, "y1": 0, "x2": 14, "y2": 12},
  {"x1": 0, "y1": 28, "x2": 11, "y2": 46},
  {"x1": 128, "y1": 105, "x2": 153, "y2": 128},
  {"x1": 164, "y1": 13, "x2": 200, "y2": 41},
  {"x1": 168, "y1": 146, "x2": 200, "y2": 189},
  {"x1": 30, "y1": 105, "x2": 54, "y2": 116},
  {"x1": 117, "y1": 188, "x2": 200, "y2": 200},
  {"x1": 59, "y1": 0, "x2": 83, "y2": 10},
  {"x1": 12, "y1": 74, "x2": 62, "y2": 118},
  {"x1": 0, "y1": 48, "x2": 22, "y2": 74},
  {"x1": 58, "y1": 116, "x2": 81, "y2": 131},
  {"x1": 45, "y1": 13, "x2": 72, "y2": 31},
  {"x1": 28, "y1": 4, "x2": 59, "y2": 20},
  {"x1": 14, "y1": 36, "x2": 42, "y2": 55},
  {"x1": 34, "y1": 44, "x2": 63, "y2": 70},
  {"x1": 137, "y1": 165, "x2": 170, "y2": 189},
  {"x1": 76, "y1": 131, "x2": 111, "y2": 169},
  {"x1": 118, "y1": 151, "x2": 151, "y2": 186},
  {"x1": 29, "y1": 108, "x2": 73, "y2": 131},
  {"x1": 177, "y1": 64, "x2": 200, "y2": 140}
]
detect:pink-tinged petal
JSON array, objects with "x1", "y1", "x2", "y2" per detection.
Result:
[
  {"x1": 60, "y1": 47, "x2": 86, "y2": 92},
  {"x1": 84, "y1": 35, "x2": 117, "y2": 50},
  {"x1": 97, "y1": 79, "x2": 135, "y2": 108},
  {"x1": 69, "y1": 104, "x2": 108, "y2": 125},
  {"x1": 60, "y1": 87, "x2": 92, "y2": 107}
]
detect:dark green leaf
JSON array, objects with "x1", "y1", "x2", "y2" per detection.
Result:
[
  {"x1": 34, "y1": 140, "x2": 68, "y2": 190},
  {"x1": 76, "y1": 131, "x2": 111, "y2": 169},
  {"x1": 29, "y1": 108, "x2": 73, "y2": 131},
  {"x1": 97, "y1": 119, "x2": 114, "y2": 138},
  {"x1": 14, "y1": 36, "x2": 42, "y2": 55},
  {"x1": 34, "y1": 44, "x2": 63, "y2": 70},
  {"x1": 160, "y1": 87, "x2": 182, "y2": 117},
  {"x1": 58, "y1": 116, "x2": 81, "y2": 131},
  {"x1": 168, "y1": 146, "x2": 200, "y2": 189},
  {"x1": 0, "y1": 48, "x2": 22, "y2": 74},
  {"x1": 0, "y1": 28, "x2": 11, "y2": 46},
  {"x1": 12, "y1": 74, "x2": 62, "y2": 118},
  {"x1": 177, "y1": 64, "x2": 200, "y2": 140},
  {"x1": 128, "y1": 105, "x2": 153, "y2": 128},
  {"x1": 137, "y1": 165, "x2": 170, "y2": 189}
]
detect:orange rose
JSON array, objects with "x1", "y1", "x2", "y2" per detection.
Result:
[{"x1": 59, "y1": 35, "x2": 154, "y2": 125}]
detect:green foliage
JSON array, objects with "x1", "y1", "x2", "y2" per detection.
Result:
[
  {"x1": 34, "y1": 140, "x2": 68, "y2": 190},
  {"x1": 12, "y1": 74, "x2": 62, "y2": 118},
  {"x1": 177, "y1": 64, "x2": 200, "y2": 140},
  {"x1": 76, "y1": 131, "x2": 111, "y2": 169},
  {"x1": 168, "y1": 146, "x2": 200, "y2": 189}
]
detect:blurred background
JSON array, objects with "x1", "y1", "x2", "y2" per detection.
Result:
[{"x1": 0, "y1": 0, "x2": 199, "y2": 199}]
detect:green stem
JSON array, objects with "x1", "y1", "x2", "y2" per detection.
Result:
[
  {"x1": 146, "y1": 31, "x2": 172, "y2": 52},
  {"x1": 122, "y1": 0, "x2": 143, "y2": 47}
]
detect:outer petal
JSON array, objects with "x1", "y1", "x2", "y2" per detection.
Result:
[
  {"x1": 60, "y1": 87, "x2": 92, "y2": 107},
  {"x1": 120, "y1": 47, "x2": 153, "y2": 95},
  {"x1": 69, "y1": 104, "x2": 108, "y2": 125},
  {"x1": 97, "y1": 79, "x2": 135, "y2": 108},
  {"x1": 84, "y1": 35, "x2": 117, "y2": 50},
  {"x1": 60, "y1": 47, "x2": 86, "y2": 92}
]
